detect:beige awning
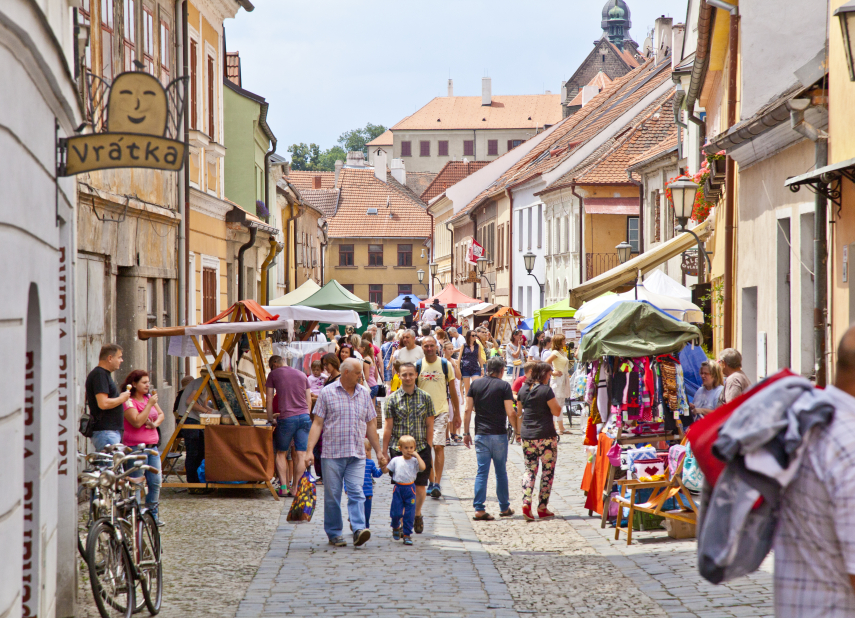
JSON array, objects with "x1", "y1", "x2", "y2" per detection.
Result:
[{"x1": 568, "y1": 218, "x2": 713, "y2": 308}]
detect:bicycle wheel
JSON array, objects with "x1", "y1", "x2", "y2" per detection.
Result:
[
  {"x1": 139, "y1": 512, "x2": 163, "y2": 614},
  {"x1": 86, "y1": 520, "x2": 134, "y2": 618},
  {"x1": 118, "y1": 519, "x2": 147, "y2": 615}
]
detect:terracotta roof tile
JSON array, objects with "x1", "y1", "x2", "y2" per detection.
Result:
[
  {"x1": 366, "y1": 129, "x2": 394, "y2": 146},
  {"x1": 567, "y1": 71, "x2": 613, "y2": 106},
  {"x1": 225, "y1": 52, "x2": 241, "y2": 87},
  {"x1": 453, "y1": 59, "x2": 672, "y2": 219},
  {"x1": 299, "y1": 188, "x2": 340, "y2": 218},
  {"x1": 287, "y1": 170, "x2": 336, "y2": 191},
  {"x1": 404, "y1": 171, "x2": 437, "y2": 198},
  {"x1": 627, "y1": 135, "x2": 679, "y2": 169},
  {"x1": 327, "y1": 168, "x2": 431, "y2": 239},
  {"x1": 421, "y1": 160, "x2": 491, "y2": 202},
  {"x1": 391, "y1": 95, "x2": 561, "y2": 131}
]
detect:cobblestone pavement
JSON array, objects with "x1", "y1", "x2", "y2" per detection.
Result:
[
  {"x1": 77, "y1": 486, "x2": 283, "y2": 617},
  {"x1": 236, "y1": 423, "x2": 774, "y2": 618}
]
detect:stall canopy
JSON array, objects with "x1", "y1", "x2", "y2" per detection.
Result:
[
  {"x1": 575, "y1": 284, "x2": 702, "y2": 331},
  {"x1": 533, "y1": 298, "x2": 578, "y2": 332},
  {"x1": 422, "y1": 284, "x2": 481, "y2": 307},
  {"x1": 489, "y1": 306, "x2": 523, "y2": 321},
  {"x1": 568, "y1": 218, "x2": 713, "y2": 308},
  {"x1": 579, "y1": 301, "x2": 702, "y2": 362},
  {"x1": 459, "y1": 302, "x2": 493, "y2": 319},
  {"x1": 643, "y1": 269, "x2": 692, "y2": 302},
  {"x1": 268, "y1": 279, "x2": 321, "y2": 307},
  {"x1": 474, "y1": 303, "x2": 502, "y2": 316},
  {"x1": 299, "y1": 279, "x2": 372, "y2": 312},
  {"x1": 373, "y1": 309, "x2": 410, "y2": 321},
  {"x1": 384, "y1": 294, "x2": 415, "y2": 309}
]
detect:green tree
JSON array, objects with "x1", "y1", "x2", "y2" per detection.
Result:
[
  {"x1": 338, "y1": 122, "x2": 387, "y2": 156},
  {"x1": 318, "y1": 146, "x2": 347, "y2": 171},
  {"x1": 287, "y1": 142, "x2": 322, "y2": 171}
]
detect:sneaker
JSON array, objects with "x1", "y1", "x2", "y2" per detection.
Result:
[
  {"x1": 414, "y1": 515, "x2": 424, "y2": 534},
  {"x1": 402, "y1": 536, "x2": 413, "y2": 546},
  {"x1": 392, "y1": 526, "x2": 402, "y2": 541},
  {"x1": 328, "y1": 536, "x2": 347, "y2": 547},
  {"x1": 353, "y1": 529, "x2": 371, "y2": 547},
  {"x1": 430, "y1": 484, "x2": 442, "y2": 499}
]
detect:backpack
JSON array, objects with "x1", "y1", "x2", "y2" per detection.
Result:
[{"x1": 415, "y1": 358, "x2": 451, "y2": 398}]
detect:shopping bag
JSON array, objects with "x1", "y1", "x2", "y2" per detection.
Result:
[{"x1": 286, "y1": 471, "x2": 317, "y2": 523}]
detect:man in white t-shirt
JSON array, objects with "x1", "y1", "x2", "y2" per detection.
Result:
[
  {"x1": 394, "y1": 330, "x2": 425, "y2": 364},
  {"x1": 422, "y1": 306, "x2": 442, "y2": 325},
  {"x1": 448, "y1": 327, "x2": 465, "y2": 351}
]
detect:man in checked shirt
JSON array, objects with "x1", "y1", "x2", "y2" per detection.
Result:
[{"x1": 382, "y1": 362, "x2": 437, "y2": 535}]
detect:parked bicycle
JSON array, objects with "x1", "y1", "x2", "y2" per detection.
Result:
[{"x1": 79, "y1": 444, "x2": 163, "y2": 618}]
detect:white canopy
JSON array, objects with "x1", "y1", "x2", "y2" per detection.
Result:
[
  {"x1": 267, "y1": 279, "x2": 321, "y2": 306},
  {"x1": 643, "y1": 269, "x2": 692, "y2": 302},
  {"x1": 575, "y1": 284, "x2": 702, "y2": 331},
  {"x1": 459, "y1": 302, "x2": 493, "y2": 319},
  {"x1": 260, "y1": 306, "x2": 362, "y2": 327}
]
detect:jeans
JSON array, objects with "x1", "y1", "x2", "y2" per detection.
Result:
[
  {"x1": 321, "y1": 457, "x2": 366, "y2": 539},
  {"x1": 181, "y1": 425, "x2": 205, "y2": 484},
  {"x1": 390, "y1": 483, "x2": 416, "y2": 536},
  {"x1": 473, "y1": 434, "x2": 510, "y2": 513},
  {"x1": 129, "y1": 444, "x2": 162, "y2": 519},
  {"x1": 92, "y1": 430, "x2": 123, "y2": 453},
  {"x1": 364, "y1": 495, "x2": 373, "y2": 528}
]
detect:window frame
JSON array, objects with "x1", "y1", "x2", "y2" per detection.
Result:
[
  {"x1": 141, "y1": 5, "x2": 154, "y2": 74},
  {"x1": 487, "y1": 139, "x2": 498, "y2": 156},
  {"x1": 123, "y1": 0, "x2": 135, "y2": 72},
  {"x1": 80, "y1": 0, "x2": 92, "y2": 71},
  {"x1": 397, "y1": 244, "x2": 413, "y2": 267},
  {"x1": 101, "y1": 0, "x2": 114, "y2": 80},
  {"x1": 159, "y1": 20, "x2": 170, "y2": 84},
  {"x1": 368, "y1": 284, "x2": 383, "y2": 305},
  {"x1": 189, "y1": 37, "x2": 198, "y2": 129},
  {"x1": 368, "y1": 244, "x2": 383, "y2": 266},
  {"x1": 339, "y1": 244, "x2": 354, "y2": 266},
  {"x1": 463, "y1": 140, "x2": 474, "y2": 157},
  {"x1": 627, "y1": 217, "x2": 640, "y2": 253},
  {"x1": 419, "y1": 141, "x2": 430, "y2": 157},
  {"x1": 397, "y1": 284, "x2": 413, "y2": 297},
  {"x1": 400, "y1": 141, "x2": 412, "y2": 157},
  {"x1": 438, "y1": 140, "x2": 449, "y2": 156}
]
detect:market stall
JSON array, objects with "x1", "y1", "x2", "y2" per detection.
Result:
[
  {"x1": 488, "y1": 306, "x2": 524, "y2": 343},
  {"x1": 576, "y1": 301, "x2": 702, "y2": 537},
  {"x1": 267, "y1": 279, "x2": 321, "y2": 306},
  {"x1": 298, "y1": 280, "x2": 372, "y2": 334},
  {"x1": 139, "y1": 300, "x2": 360, "y2": 499}
]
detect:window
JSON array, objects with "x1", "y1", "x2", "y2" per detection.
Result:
[
  {"x1": 162, "y1": 279, "x2": 171, "y2": 382},
  {"x1": 123, "y1": 0, "x2": 135, "y2": 72},
  {"x1": 627, "y1": 217, "x2": 640, "y2": 253},
  {"x1": 518, "y1": 286, "x2": 523, "y2": 313},
  {"x1": 368, "y1": 244, "x2": 383, "y2": 266},
  {"x1": 400, "y1": 141, "x2": 412, "y2": 157},
  {"x1": 487, "y1": 140, "x2": 498, "y2": 156},
  {"x1": 339, "y1": 244, "x2": 354, "y2": 266},
  {"x1": 527, "y1": 208, "x2": 532, "y2": 250},
  {"x1": 202, "y1": 267, "x2": 217, "y2": 353},
  {"x1": 565, "y1": 215, "x2": 570, "y2": 253},
  {"x1": 463, "y1": 140, "x2": 474, "y2": 157},
  {"x1": 537, "y1": 204, "x2": 542, "y2": 248},
  {"x1": 438, "y1": 141, "x2": 449, "y2": 156},
  {"x1": 207, "y1": 54, "x2": 215, "y2": 138},
  {"x1": 189, "y1": 39, "x2": 198, "y2": 129},
  {"x1": 507, "y1": 139, "x2": 523, "y2": 151},
  {"x1": 653, "y1": 190, "x2": 661, "y2": 242},
  {"x1": 142, "y1": 7, "x2": 154, "y2": 74},
  {"x1": 419, "y1": 141, "x2": 430, "y2": 157},
  {"x1": 518, "y1": 210, "x2": 523, "y2": 251},
  {"x1": 159, "y1": 21, "x2": 170, "y2": 84},
  {"x1": 398, "y1": 284, "x2": 412, "y2": 296},
  {"x1": 342, "y1": 284, "x2": 355, "y2": 293},
  {"x1": 547, "y1": 219, "x2": 552, "y2": 253},
  {"x1": 397, "y1": 244, "x2": 412, "y2": 266},
  {"x1": 101, "y1": 0, "x2": 114, "y2": 79},
  {"x1": 80, "y1": 0, "x2": 92, "y2": 71},
  {"x1": 497, "y1": 224, "x2": 504, "y2": 268},
  {"x1": 506, "y1": 224, "x2": 510, "y2": 268},
  {"x1": 369, "y1": 284, "x2": 383, "y2": 305}
]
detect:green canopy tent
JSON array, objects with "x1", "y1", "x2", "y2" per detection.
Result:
[
  {"x1": 533, "y1": 298, "x2": 577, "y2": 332},
  {"x1": 578, "y1": 301, "x2": 702, "y2": 363},
  {"x1": 299, "y1": 280, "x2": 373, "y2": 334},
  {"x1": 268, "y1": 279, "x2": 321, "y2": 307}
]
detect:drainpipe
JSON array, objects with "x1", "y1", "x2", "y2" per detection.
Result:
[
  {"x1": 319, "y1": 219, "x2": 328, "y2": 284},
  {"x1": 627, "y1": 170, "x2": 645, "y2": 258},
  {"x1": 445, "y1": 220, "x2": 455, "y2": 287},
  {"x1": 429, "y1": 212, "x2": 435, "y2": 296},
  {"x1": 237, "y1": 227, "x2": 257, "y2": 300},
  {"x1": 571, "y1": 183, "x2": 584, "y2": 284},
  {"x1": 260, "y1": 102, "x2": 276, "y2": 222},
  {"x1": 176, "y1": 0, "x2": 185, "y2": 331},
  {"x1": 673, "y1": 83, "x2": 688, "y2": 160},
  {"x1": 790, "y1": 101, "x2": 829, "y2": 386},
  {"x1": 506, "y1": 189, "x2": 514, "y2": 308},
  {"x1": 181, "y1": 0, "x2": 190, "y2": 375},
  {"x1": 260, "y1": 237, "x2": 282, "y2": 304}
]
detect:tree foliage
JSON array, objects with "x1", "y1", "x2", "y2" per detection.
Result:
[
  {"x1": 338, "y1": 123, "x2": 387, "y2": 156},
  {"x1": 287, "y1": 123, "x2": 387, "y2": 171}
]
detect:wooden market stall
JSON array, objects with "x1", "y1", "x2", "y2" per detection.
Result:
[
  {"x1": 488, "y1": 306, "x2": 524, "y2": 344},
  {"x1": 138, "y1": 300, "x2": 361, "y2": 499}
]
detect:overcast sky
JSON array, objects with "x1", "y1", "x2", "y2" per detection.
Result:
[{"x1": 226, "y1": 0, "x2": 689, "y2": 158}]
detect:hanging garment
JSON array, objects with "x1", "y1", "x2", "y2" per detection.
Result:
[
  {"x1": 675, "y1": 363, "x2": 691, "y2": 417},
  {"x1": 589, "y1": 364, "x2": 602, "y2": 424},
  {"x1": 585, "y1": 360, "x2": 600, "y2": 405}
]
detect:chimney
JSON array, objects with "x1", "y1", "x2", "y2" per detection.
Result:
[
  {"x1": 313, "y1": 175, "x2": 322, "y2": 189},
  {"x1": 654, "y1": 16, "x2": 673, "y2": 64},
  {"x1": 581, "y1": 84, "x2": 599, "y2": 106},
  {"x1": 334, "y1": 159, "x2": 344, "y2": 186},
  {"x1": 560, "y1": 81, "x2": 568, "y2": 104},
  {"x1": 345, "y1": 151, "x2": 366, "y2": 167},
  {"x1": 374, "y1": 149, "x2": 387, "y2": 182},
  {"x1": 671, "y1": 23, "x2": 685, "y2": 70},
  {"x1": 482, "y1": 77, "x2": 491, "y2": 106},
  {"x1": 391, "y1": 158, "x2": 406, "y2": 186},
  {"x1": 448, "y1": 78, "x2": 454, "y2": 97}
]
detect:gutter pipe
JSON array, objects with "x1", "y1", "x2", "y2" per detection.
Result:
[
  {"x1": 445, "y1": 220, "x2": 455, "y2": 287},
  {"x1": 506, "y1": 188, "x2": 514, "y2": 309},
  {"x1": 237, "y1": 227, "x2": 257, "y2": 300},
  {"x1": 571, "y1": 183, "x2": 584, "y2": 285},
  {"x1": 260, "y1": 237, "x2": 282, "y2": 305},
  {"x1": 180, "y1": 0, "x2": 189, "y2": 375},
  {"x1": 627, "y1": 171, "x2": 645, "y2": 262}
]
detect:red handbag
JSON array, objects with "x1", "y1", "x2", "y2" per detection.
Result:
[{"x1": 685, "y1": 368, "x2": 795, "y2": 487}]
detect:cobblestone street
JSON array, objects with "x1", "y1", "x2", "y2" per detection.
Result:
[{"x1": 76, "y1": 427, "x2": 774, "y2": 618}]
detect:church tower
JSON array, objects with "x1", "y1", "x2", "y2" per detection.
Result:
[{"x1": 601, "y1": 0, "x2": 633, "y2": 50}]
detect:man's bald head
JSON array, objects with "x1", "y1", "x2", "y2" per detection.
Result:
[{"x1": 340, "y1": 357, "x2": 363, "y2": 389}]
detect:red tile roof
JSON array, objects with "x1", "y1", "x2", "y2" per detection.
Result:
[
  {"x1": 453, "y1": 58, "x2": 673, "y2": 220},
  {"x1": 421, "y1": 160, "x2": 491, "y2": 202},
  {"x1": 287, "y1": 171, "x2": 336, "y2": 191},
  {"x1": 627, "y1": 135, "x2": 679, "y2": 169},
  {"x1": 327, "y1": 168, "x2": 431, "y2": 239},
  {"x1": 225, "y1": 52, "x2": 241, "y2": 87},
  {"x1": 391, "y1": 95, "x2": 561, "y2": 131},
  {"x1": 299, "y1": 189, "x2": 340, "y2": 218},
  {"x1": 405, "y1": 171, "x2": 438, "y2": 198}
]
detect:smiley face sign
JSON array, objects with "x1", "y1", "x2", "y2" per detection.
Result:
[{"x1": 106, "y1": 72, "x2": 168, "y2": 135}]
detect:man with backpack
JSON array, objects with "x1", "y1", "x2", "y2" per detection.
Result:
[
  {"x1": 84, "y1": 343, "x2": 131, "y2": 452},
  {"x1": 416, "y1": 336, "x2": 459, "y2": 507}
]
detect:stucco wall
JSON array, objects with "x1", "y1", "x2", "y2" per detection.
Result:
[
  {"x1": 393, "y1": 129, "x2": 540, "y2": 173},
  {"x1": 224, "y1": 87, "x2": 261, "y2": 212}
]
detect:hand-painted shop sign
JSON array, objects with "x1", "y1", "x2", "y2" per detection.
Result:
[{"x1": 58, "y1": 71, "x2": 187, "y2": 176}]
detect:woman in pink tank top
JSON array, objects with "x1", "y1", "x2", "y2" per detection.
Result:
[{"x1": 121, "y1": 370, "x2": 165, "y2": 525}]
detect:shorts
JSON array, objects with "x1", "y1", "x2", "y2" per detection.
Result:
[
  {"x1": 389, "y1": 445, "x2": 432, "y2": 486},
  {"x1": 274, "y1": 414, "x2": 311, "y2": 452},
  {"x1": 461, "y1": 365, "x2": 480, "y2": 378},
  {"x1": 433, "y1": 412, "x2": 449, "y2": 446}
]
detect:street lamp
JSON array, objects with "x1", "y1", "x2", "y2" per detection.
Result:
[
  {"x1": 523, "y1": 251, "x2": 545, "y2": 308},
  {"x1": 416, "y1": 268, "x2": 428, "y2": 294},
  {"x1": 428, "y1": 261, "x2": 443, "y2": 292},
  {"x1": 666, "y1": 177, "x2": 711, "y2": 279},
  {"x1": 476, "y1": 256, "x2": 495, "y2": 298},
  {"x1": 615, "y1": 241, "x2": 632, "y2": 265},
  {"x1": 836, "y1": 1, "x2": 855, "y2": 81}
]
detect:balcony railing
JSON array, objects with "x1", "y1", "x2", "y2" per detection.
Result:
[{"x1": 586, "y1": 253, "x2": 622, "y2": 280}]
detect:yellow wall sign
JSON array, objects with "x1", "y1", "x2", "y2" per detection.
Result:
[{"x1": 59, "y1": 71, "x2": 186, "y2": 176}]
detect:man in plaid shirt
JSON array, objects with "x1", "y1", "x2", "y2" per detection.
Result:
[
  {"x1": 306, "y1": 358, "x2": 386, "y2": 548},
  {"x1": 382, "y1": 362, "x2": 436, "y2": 534}
]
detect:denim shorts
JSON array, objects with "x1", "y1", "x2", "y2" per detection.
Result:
[
  {"x1": 274, "y1": 414, "x2": 312, "y2": 452},
  {"x1": 461, "y1": 365, "x2": 481, "y2": 378}
]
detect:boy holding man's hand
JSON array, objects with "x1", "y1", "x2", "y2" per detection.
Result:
[{"x1": 382, "y1": 435, "x2": 425, "y2": 546}]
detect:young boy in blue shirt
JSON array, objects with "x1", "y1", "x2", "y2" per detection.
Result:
[
  {"x1": 382, "y1": 434, "x2": 426, "y2": 546},
  {"x1": 345, "y1": 439, "x2": 383, "y2": 528}
]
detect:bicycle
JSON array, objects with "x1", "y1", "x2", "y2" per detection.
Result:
[
  {"x1": 81, "y1": 445, "x2": 163, "y2": 618},
  {"x1": 78, "y1": 450, "x2": 118, "y2": 559}
]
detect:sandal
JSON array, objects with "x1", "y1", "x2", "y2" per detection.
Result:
[
  {"x1": 473, "y1": 512, "x2": 495, "y2": 521},
  {"x1": 537, "y1": 507, "x2": 555, "y2": 519},
  {"x1": 499, "y1": 508, "x2": 515, "y2": 518},
  {"x1": 522, "y1": 505, "x2": 535, "y2": 521}
]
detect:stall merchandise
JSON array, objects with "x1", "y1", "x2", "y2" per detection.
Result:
[{"x1": 138, "y1": 300, "x2": 360, "y2": 499}]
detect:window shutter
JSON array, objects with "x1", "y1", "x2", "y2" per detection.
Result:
[
  {"x1": 438, "y1": 141, "x2": 448, "y2": 156},
  {"x1": 488, "y1": 140, "x2": 498, "y2": 156},
  {"x1": 420, "y1": 141, "x2": 430, "y2": 156},
  {"x1": 507, "y1": 140, "x2": 513, "y2": 152},
  {"x1": 463, "y1": 140, "x2": 474, "y2": 157},
  {"x1": 207, "y1": 56, "x2": 215, "y2": 138},
  {"x1": 537, "y1": 204, "x2": 542, "y2": 248},
  {"x1": 189, "y1": 40, "x2": 197, "y2": 129},
  {"x1": 401, "y1": 141, "x2": 411, "y2": 157}
]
